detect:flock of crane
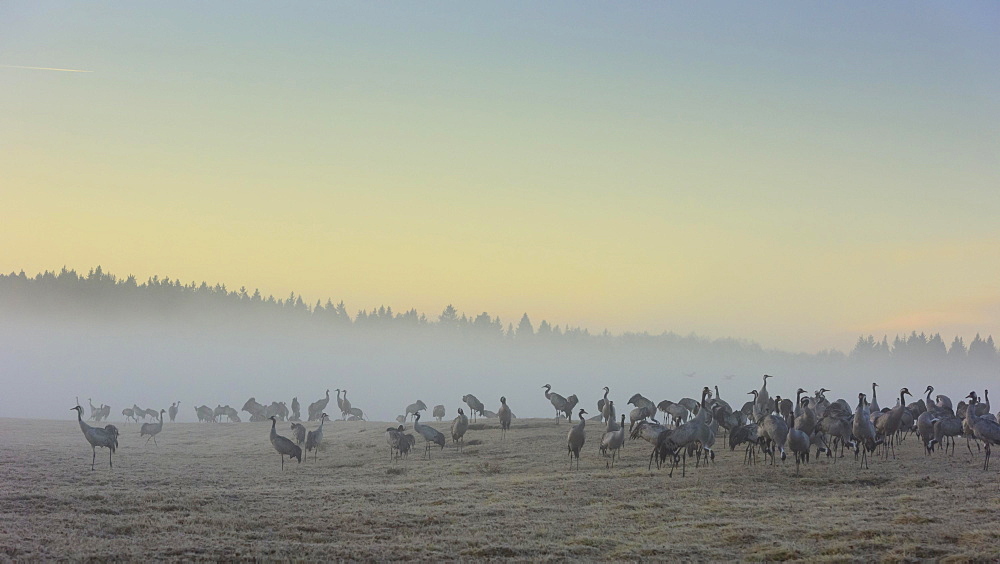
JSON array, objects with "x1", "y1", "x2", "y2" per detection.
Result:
[{"x1": 71, "y1": 376, "x2": 1000, "y2": 478}]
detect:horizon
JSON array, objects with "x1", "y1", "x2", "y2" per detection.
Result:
[
  {"x1": 5, "y1": 264, "x2": 999, "y2": 356},
  {"x1": 3, "y1": 3, "x2": 999, "y2": 354}
]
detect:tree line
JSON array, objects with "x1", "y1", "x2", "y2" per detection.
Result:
[{"x1": 1, "y1": 266, "x2": 997, "y2": 374}]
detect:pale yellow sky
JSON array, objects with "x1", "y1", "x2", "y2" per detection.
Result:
[{"x1": 2, "y1": 3, "x2": 998, "y2": 352}]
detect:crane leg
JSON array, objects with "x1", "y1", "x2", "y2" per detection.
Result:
[{"x1": 92, "y1": 447, "x2": 96, "y2": 471}]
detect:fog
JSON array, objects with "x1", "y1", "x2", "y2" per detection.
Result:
[{"x1": 2, "y1": 269, "x2": 997, "y2": 422}]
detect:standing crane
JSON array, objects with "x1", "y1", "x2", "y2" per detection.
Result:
[
  {"x1": 72, "y1": 405, "x2": 119, "y2": 471},
  {"x1": 304, "y1": 413, "x2": 328, "y2": 461},
  {"x1": 413, "y1": 412, "x2": 446, "y2": 458},
  {"x1": 498, "y1": 396, "x2": 512, "y2": 440},
  {"x1": 268, "y1": 415, "x2": 301, "y2": 469},
  {"x1": 140, "y1": 409, "x2": 165, "y2": 446},
  {"x1": 567, "y1": 408, "x2": 588, "y2": 470}
]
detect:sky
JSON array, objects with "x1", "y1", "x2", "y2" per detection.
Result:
[{"x1": 2, "y1": 2, "x2": 999, "y2": 353}]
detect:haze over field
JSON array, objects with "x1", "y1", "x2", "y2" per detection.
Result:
[{"x1": 2, "y1": 4, "x2": 998, "y2": 418}]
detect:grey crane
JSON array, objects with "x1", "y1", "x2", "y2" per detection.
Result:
[
  {"x1": 385, "y1": 425, "x2": 405, "y2": 461},
  {"x1": 628, "y1": 393, "x2": 657, "y2": 416},
  {"x1": 140, "y1": 409, "x2": 165, "y2": 446},
  {"x1": 757, "y1": 396, "x2": 788, "y2": 466},
  {"x1": 308, "y1": 389, "x2": 331, "y2": 422},
  {"x1": 168, "y1": 401, "x2": 179, "y2": 422},
  {"x1": 754, "y1": 374, "x2": 773, "y2": 422},
  {"x1": 657, "y1": 408, "x2": 716, "y2": 477},
  {"x1": 936, "y1": 392, "x2": 954, "y2": 414},
  {"x1": 874, "y1": 388, "x2": 910, "y2": 459},
  {"x1": 786, "y1": 404, "x2": 810, "y2": 475},
  {"x1": 398, "y1": 432, "x2": 416, "y2": 459},
  {"x1": 268, "y1": 415, "x2": 301, "y2": 469},
  {"x1": 121, "y1": 407, "x2": 136, "y2": 424},
  {"x1": 931, "y1": 413, "x2": 963, "y2": 455},
  {"x1": 406, "y1": 400, "x2": 428, "y2": 421},
  {"x1": 290, "y1": 422, "x2": 306, "y2": 445},
  {"x1": 290, "y1": 396, "x2": 301, "y2": 422},
  {"x1": 628, "y1": 405, "x2": 656, "y2": 432},
  {"x1": 451, "y1": 408, "x2": 469, "y2": 450},
  {"x1": 72, "y1": 405, "x2": 119, "y2": 470},
  {"x1": 340, "y1": 390, "x2": 353, "y2": 421},
  {"x1": 964, "y1": 393, "x2": 1000, "y2": 470},
  {"x1": 498, "y1": 397, "x2": 512, "y2": 440},
  {"x1": 542, "y1": 384, "x2": 578, "y2": 423},
  {"x1": 601, "y1": 389, "x2": 616, "y2": 426},
  {"x1": 433, "y1": 404, "x2": 446, "y2": 421},
  {"x1": 304, "y1": 413, "x2": 328, "y2": 461},
  {"x1": 729, "y1": 422, "x2": 761, "y2": 465},
  {"x1": 462, "y1": 394, "x2": 486, "y2": 422},
  {"x1": 869, "y1": 383, "x2": 880, "y2": 414},
  {"x1": 657, "y1": 399, "x2": 689, "y2": 428},
  {"x1": 413, "y1": 412, "x2": 446, "y2": 458},
  {"x1": 853, "y1": 393, "x2": 880, "y2": 469},
  {"x1": 195, "y1": 405, "x2": 214, "y2": 422},
  {"x1": 567, "y1": 408, "x2": 588, "y2": 469},
  {"x1": 600, "y1": 413, "x2": 627, "y2": 468},
  {"x1": 598, "y1": 387, "x2": 613, "y2": 424}
]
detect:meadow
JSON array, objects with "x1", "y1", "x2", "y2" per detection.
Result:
[{"x1": 1, "y1": 415, "x2": 997, "y2": 561}]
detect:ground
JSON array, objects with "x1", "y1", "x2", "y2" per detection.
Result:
[{"x1": 1, "y1": 416, "x2": 997, "y2": 561}]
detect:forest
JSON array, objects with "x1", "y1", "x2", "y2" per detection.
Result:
[{"x1": 0, "y1": 266, "x2": 996, "y2": 421}]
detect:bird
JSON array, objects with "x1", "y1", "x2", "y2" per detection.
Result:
[
  {"x1": 627, "y1": 393, "x2": 658, "y2": 425},
  {"x1": 758, "y1": 400, "x2": 788, "y2": 466},
  {"x1": 268, "y1": 415, "x2": 301, "y2": 469},
  {"x1": 754, "y1": 374, "x2": 773, "y2": 422},
  {"x1": 964, "y1": 393, "x2": 1000, "y2": 470},
  {"x1": 498, "y1": 396, "x2": 512, "y2": 440},
  {"x1": 786, "y1": 404, "x2": 811, "y2": 475},
  {"x1": 140, "y1": 409, "x2": 165, "y2": 446},
  {"x1": 462, "y1": 394, "x2": 486, "y2": 422},
  {"x1": 71, "y1": 405, "x2": 119, "y2": 471},
  {"x1": 853, "y1": 393, "x2": 880, "y2": 469},
  {"x1": 340, "y1": 390, "x2": 353, "y2": 421},
  {"x1": 567, "y1": 409, "x2": 588, "y2": 469},
  {"x1": 398, "y1": 432, "x2": 416, "y2": 459},
  {"x1": 406, "y1": 400, "x2": 428, "y2": 421},
  {"x1": 290, "y1": 396, "x2": 301, "y2": 422},
  {"x1": 657, "y1": 399, "x2": 689, "y2": 428},
  {"x1": 385, "y1": 425, "x2": 405, "y2": 461},
  {"x1": 433, "y1": 405, "x2": 446, "y2": 421},
  {"x1": 168, "y1": 401, "x2": 180, "y2": 423},
  {"x1": 308, "y1": 389, "x2": 331, "y2": 422},
  {"x1": 874, "y1": 388, "x2": 910, "y2": 459},
  {"x1": 598, "y1": 387, "x2": 611, "y2": 423},
  {"x1": 121, "y1": 407, "x2": 136, "y2": 424},
  {"x1": 413, "y1": 412, "x2": 446, "y2": 458},
  {"x1": 451, "y1": 408, "x2": 469, "y2": 450},
  {"x1": 304, "y1": 413, "x2": 328, "y2": 461},
  {"x1": 290, "y1": 422, "x2": 306, "y2": 446},
  {"x1": 600, "y1": 413, "x2": 627, "y2": 468},
  {"x1": 869, "y1": 383, "x2": 881, "y2": 414},
  {"x1": 542, "y1": 384, "x2": 571, "y2": 423},
  {"x1": 600, "y1": 388, "x2": 616, "y2": 426}
]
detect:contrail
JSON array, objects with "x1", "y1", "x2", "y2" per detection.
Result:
[{"x1": 0, "y1": 64, "x2": 93, "y2": 73}]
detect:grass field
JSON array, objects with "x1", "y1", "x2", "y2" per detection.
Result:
[{"x1": 2, "y1": 415, "x2": 998, "y2": 561}]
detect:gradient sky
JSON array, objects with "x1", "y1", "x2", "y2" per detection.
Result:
[{"x1": 2, "y1": 2, "x2": 998, "y2": 353}]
